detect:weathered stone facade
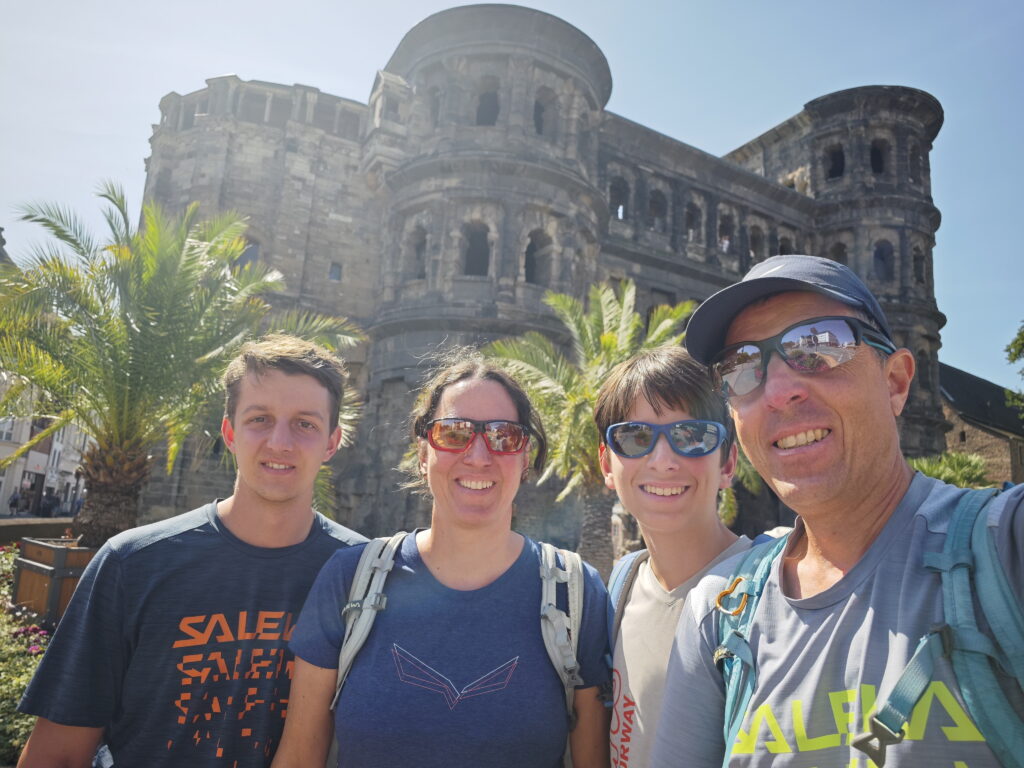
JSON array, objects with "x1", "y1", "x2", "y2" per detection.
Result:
[{"x1": 140, "y1": 5, "x2": 951, "y2": 540}]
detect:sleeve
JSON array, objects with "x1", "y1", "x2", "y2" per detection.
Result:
[
  {"x1": 18, "y1": 543, "x2": 127, "y2": 726},
  {"x1": 576, "y1": 562, "x2": 611, "y2": 689},
  {"x1": 288, "y1": 546, "x2": 359, "y2": 669},
  {"x1": 648, "y1": 584, "x2": 728, "y2": 767}
]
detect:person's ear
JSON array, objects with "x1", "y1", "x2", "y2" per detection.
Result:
[
  {"x1": 324, "y1": 426, "x2": 343, "y2": 461},
  {"x1": 884, "y1": 348, "x2": 915, "y2": 416},
  {"x1": 719, "y1": 442, "x2": 738, "y2": 490},
  {"x1": 417, "y1": 439, "x2": 429, "y2": 479},
  {"x1": 599, "y1": 443, "x2": 616, "y2": 491},
  {"x1": 221, "y1": 417, "x2": 235, "y2": 454}
]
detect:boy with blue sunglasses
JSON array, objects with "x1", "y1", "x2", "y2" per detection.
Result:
[{"x1": 595, "y1": 345, "x2": 753, "y2": 767}]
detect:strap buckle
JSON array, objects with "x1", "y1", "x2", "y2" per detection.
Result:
[{"x1": 852, "y1": 716, "x2": 905, "y2": 766}]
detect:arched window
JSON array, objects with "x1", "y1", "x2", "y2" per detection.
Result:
[
  {"x1": 462, "y1": 222, "x2": 490, "y2": 276},
  {"x1": 609, "y1": 177, "x2": 630, "y2": 221},
  {"x1": 871, "y1": 140, "x2": 888, "y2": 174},
  {"x1": 748, "y1": 226, "x2": 765, "y2": 264},
  {"x1": 913, "y1": 247, "x2": 926, "y2": 284},
  {"x1": 826, "y1": 145, "x2": 845, "y2": 179},
  {"x1": 829, "y1": 242, "x2": 848, "y2": 265},
  {"x1": 916, "y1": 350, "x2": 931, "y2": 391},
  {"x1": 409, "y1": 226, "x2": 427, "y2": 280},
  {"x1": 778, "y1": 237, "x2": 794, "y2": 256},
  {"x1": 533, "y1": 87, "x2": 558, "y2": 138},
  {"x1": 476, "y1": 77, "x2": 500, "y2": 126},
  {"x1": 718, "y1": 214, "x2": 735, "y2": 253},
  {"x1": 524, "y1": 230, "x2": 553, "y2": 286},
  {"x1": 685, "y1": 202, "x2": 702, "y2": 242},
  {"x1": 873, "y1": 240, "x2": 895, "y2": 281},
  {"x1": 328, "y1": 262, "x2": 342, "y2": 282},
  {"x1": 648, "y1": 190, "x2": 668, "y2": 233}
]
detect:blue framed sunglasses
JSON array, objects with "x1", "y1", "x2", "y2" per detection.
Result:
[
  {"x1": 711, "y1": 315, "x2": 896, "y2": 398},
  {"x1": 605, "y1": 420, "x2": 727, "y2": 459}
]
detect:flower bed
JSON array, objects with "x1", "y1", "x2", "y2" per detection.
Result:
[{"x1": 1, "y1": 543, "x2": 50, "y2": 763}]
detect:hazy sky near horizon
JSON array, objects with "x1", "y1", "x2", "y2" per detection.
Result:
[{"x1": 2, "y1": 0, "x2": 1022, "y2": 389}]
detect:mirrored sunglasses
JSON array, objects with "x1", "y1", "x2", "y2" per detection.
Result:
[
  {"x1": 605, "y1": 420, "x2": 727, "y2": 459},
  {"x1": 422, "y1": 418, "x2": 531, "y2": 454},
  {"x1": 711, "y1": 315, "x2": 896, "y2": 398}
]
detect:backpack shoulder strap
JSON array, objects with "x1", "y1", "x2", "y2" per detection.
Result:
[
  {"x1": 714, "y1": 534, "x2": 789, "y2": 768},
  {"x1": 539, "y1": 541, "x2": 585, "y2": 767},
  {"x1": 606, "y1": 549, "x2": 649, "y2": 658},
  {"x1": 854, "y1": 487, "x2": 1024, "y2": 768},
  {"x1": 330, "y1": 531, "x2": 407, "y2": 709}
]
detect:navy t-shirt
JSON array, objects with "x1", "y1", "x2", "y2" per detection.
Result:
[
  {"x1": 291, "y1": 533, "x2": 610, "y2": 768},
  {"x1": 18, "y1": 502, "x2": 364, "y2": 767}
]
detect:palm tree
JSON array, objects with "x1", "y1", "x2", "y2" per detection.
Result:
[
  {"x1": 486, "y1": 280, "x2": 692, "y2": 577},
  {"x1": 908, "y1": 452, "x2": 992, "y2": 488},
  {"x1": 0, "y1": 183, "x2": 363, "y2": 547}
]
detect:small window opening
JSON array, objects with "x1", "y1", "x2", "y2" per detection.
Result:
[
  {"x1": 429, "y1": 88, "x2": 442, "y2": 128},
  {"x1": 829, "y1": 242, "x2": 848, "y2": 266},
  {"x1": 648, "y1": 190, "x2": 668, "y2": 233},
  {"x1": 749, "y1": 226, "x2": 765, "y2": 264},
  {"x1": 959, "y1": 430, "x2": 967, "y2": 444},
  {"x1": 238, "y1": 241, "x2": 260, "y2": 269},
  {"x1": 533, "y1": 87, "x2": 557, "y2": 138},
  {"x1": 916, "y1": 351, "x2": 931, "y2": 391},
  {"x1": 609, "y1": 177, "x2": 630, "y2": 221},
  {"x1": 476, "y1": 77, "x2": 500, "y2": 126},
  {"x1": 913, "y1": 247, "x2": 926, "y2": 284},
  {"x1": 871, "y1": 140, "x2": 887, "y2": 174},
  {"x1": 463, "y1": 222, "x2": 490, "y2": 276},
  {"x1": 685, "y1": 203, "x2": 702, "y2": 242},
  {"x1": 826, "y1": 145, "x2": 845, "y2": 179},
  {"x1": 328, "y1": 262, "x2": 342, "y2": 282},
  {"x1": 523, "y1": 230, "x2": 553, "y2": 286},
  {"x1": 909, "y1": 145, "x2": 922, "y2": 184},
  {"x1": 718, "y1": 214, "x2": 735, "y2": 253},
  {"x1": 873, "y1": 240, "x2": 895, "y2": 281},
  {"x1": 646, "y1": 289, "x2": 676, "y2": 327},
  {"x1": 410, "y1": 227, "x2": 428, "y2": 279}
]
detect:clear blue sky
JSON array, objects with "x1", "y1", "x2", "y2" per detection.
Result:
[{"x1": 2, "y1": 0, "x2": 1021, "y2": 389}]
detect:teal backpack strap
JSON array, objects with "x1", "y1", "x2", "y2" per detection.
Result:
[
  {"x1": 606, "y1": 549, "x2": 649, "y2": 664},
  {"x1": 854, "y1": 488, "x2": 1024, "y2": 768},
  {"x1": 714, "y1": 534, "x2": 789, "y2": 767}
]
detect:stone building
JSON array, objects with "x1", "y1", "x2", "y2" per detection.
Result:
[
  {"x1": 140, "y1": 4, "x2": 950, "y2": 541},
  {"x1": 940, "y1": 363, "x2": 1024, "y2": 484}
]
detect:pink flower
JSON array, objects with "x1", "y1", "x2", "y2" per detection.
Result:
[{"x1": 27, "y1": 644, "x2": 43, "y2": 655}]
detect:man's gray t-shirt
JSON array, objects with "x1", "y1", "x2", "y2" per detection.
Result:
[{"x1": 650, "y1": 474, "x2": 1024, "y2": 767}]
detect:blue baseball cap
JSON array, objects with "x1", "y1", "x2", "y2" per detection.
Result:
[{"x1": 685, "y1": 254, "x2": 895, "y2": 364}]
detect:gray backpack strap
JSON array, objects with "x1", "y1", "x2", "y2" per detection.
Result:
[
  {"x1": 330, "y1": 531, "x2": 407, "y2": 709},
  {"x1": 539, "y1": 541, "x2": 585, "y2": 768}
]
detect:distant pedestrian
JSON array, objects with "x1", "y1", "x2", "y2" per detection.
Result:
[{"x1": 6, "y1": 490, "x2": 18, "y2": 516}]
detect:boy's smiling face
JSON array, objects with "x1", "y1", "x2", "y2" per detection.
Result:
[{"x1": 600, "y1": 397, "x2": 736, "y2": 537}]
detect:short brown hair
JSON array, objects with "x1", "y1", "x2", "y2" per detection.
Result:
[
  {"x1": 403, "y1": 348, "x2": 547, "y2": 494},
  {"x1": 223, "y1": 334, "x2": 347, "y2": 432},
  {"x1": 594, "y1": 345, "x2": 733, "y2": 461}
]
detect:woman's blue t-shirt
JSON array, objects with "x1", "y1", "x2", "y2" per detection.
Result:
[{"x1": 291, "y1": 533, "x2": 610, "y2": 767}]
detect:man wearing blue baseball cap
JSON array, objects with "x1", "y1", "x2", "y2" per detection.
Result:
[{"x1": 650, "y1": 255, "x2": 1024, "y2": 767}]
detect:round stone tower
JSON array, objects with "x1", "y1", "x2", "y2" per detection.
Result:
[
  {"x1": 802, "y1": 86, "x2": 948, "y2": 455},
  {"x1": 346, "y1": 5, "x2": 613, "y2": 535}
]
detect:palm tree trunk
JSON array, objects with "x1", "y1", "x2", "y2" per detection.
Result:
[
  {"x1": 576, "y1": 489, "x2": 614, "y2": 580},
  {"x1": 73, "y1": 484, "x2": 142, "y2": 548}
]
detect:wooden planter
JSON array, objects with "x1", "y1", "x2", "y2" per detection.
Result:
[{"x1": 11, "y1": 537, "x2": 97, "y2": 627}]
